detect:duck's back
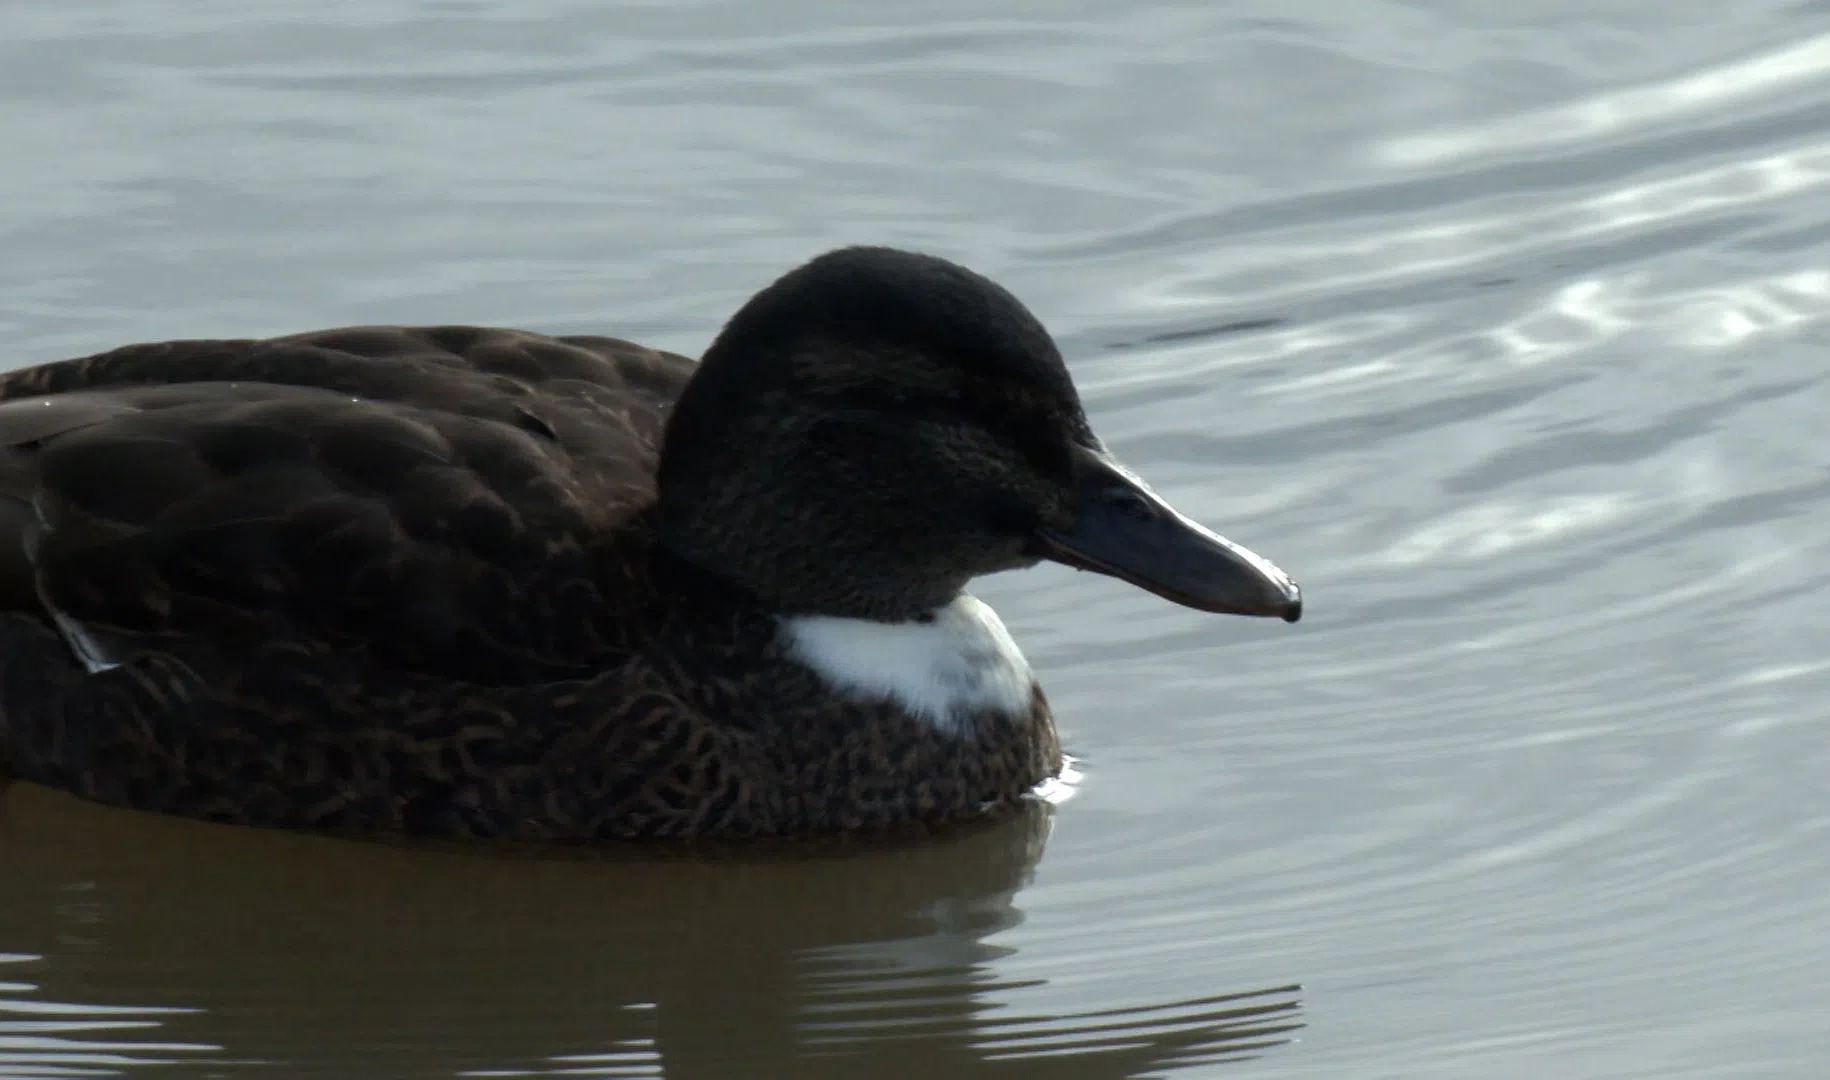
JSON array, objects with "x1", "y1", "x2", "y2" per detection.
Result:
[{"x1": 0, "y1": 326, "x2": 699, "y2": 683}]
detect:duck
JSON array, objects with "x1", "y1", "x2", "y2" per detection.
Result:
[{"x1": 0, "y1": 246, "x2": 1300, "y2": 842}]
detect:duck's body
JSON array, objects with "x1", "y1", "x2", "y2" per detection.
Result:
[{"x1": 0, "y1": 248, "x2": 1298, "y2": 842}]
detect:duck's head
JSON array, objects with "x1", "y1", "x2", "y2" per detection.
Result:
[{"x1": 656, "y1": 246, "x2": 1301, "y2": 625}]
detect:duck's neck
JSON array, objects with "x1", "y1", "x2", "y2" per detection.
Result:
[{"x1": 776, "y1": 595, "x2": 1037, "y2": 735}]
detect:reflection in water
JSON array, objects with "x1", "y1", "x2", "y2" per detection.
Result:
[
  {"x1": 0, "y1": 953, "x2": 218, "y2": 1075},
  {"x1": 0, "y1": 783, "x2": 1301, "y2": 1078}
]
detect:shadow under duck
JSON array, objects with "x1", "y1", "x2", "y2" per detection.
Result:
[{"x1": 0, "y1": 247, "x2": 1300, "y2": 842}]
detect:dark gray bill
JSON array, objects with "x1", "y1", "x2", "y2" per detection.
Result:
[{"x1": 1034, "y1": 447, "x2": 1302, "y2": 622}]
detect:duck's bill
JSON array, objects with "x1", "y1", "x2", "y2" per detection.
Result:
[{"x1": 1034, "y1": 449, "x2": 1302, "y2": 622}]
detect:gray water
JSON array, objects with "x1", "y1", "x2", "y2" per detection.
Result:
[{"x1": 2, "y1": 2, "x2": 1828, "y2": 1077}]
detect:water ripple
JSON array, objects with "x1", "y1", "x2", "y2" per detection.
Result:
[{"x1": 0, "y1": 956, "x2": 217, "y2": 1076}]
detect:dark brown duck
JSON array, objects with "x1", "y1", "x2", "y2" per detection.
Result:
[{"x1": 0, "y1": 247, "x2": 1300, "y2": 841}]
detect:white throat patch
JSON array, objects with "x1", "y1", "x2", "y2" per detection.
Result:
[{"x1": 778, "y1": 594, "x2": 1036, "y2": 734}]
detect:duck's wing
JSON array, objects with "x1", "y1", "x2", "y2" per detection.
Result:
[{"x1": 0, "y1": 327, "x2": 698, "y2": 684}]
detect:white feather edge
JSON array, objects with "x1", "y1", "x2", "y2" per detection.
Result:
[
  {"x1": 31, "y1": 491, "x2": 122, "y2": 674},
  {"x1": 777, "y1": 594, "x2": 1036, "y2": 735}
]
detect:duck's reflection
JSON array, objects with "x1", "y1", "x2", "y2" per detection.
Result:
[{"x1": 0, "y1": 783, "x2": 1301, "y2": 1078}]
